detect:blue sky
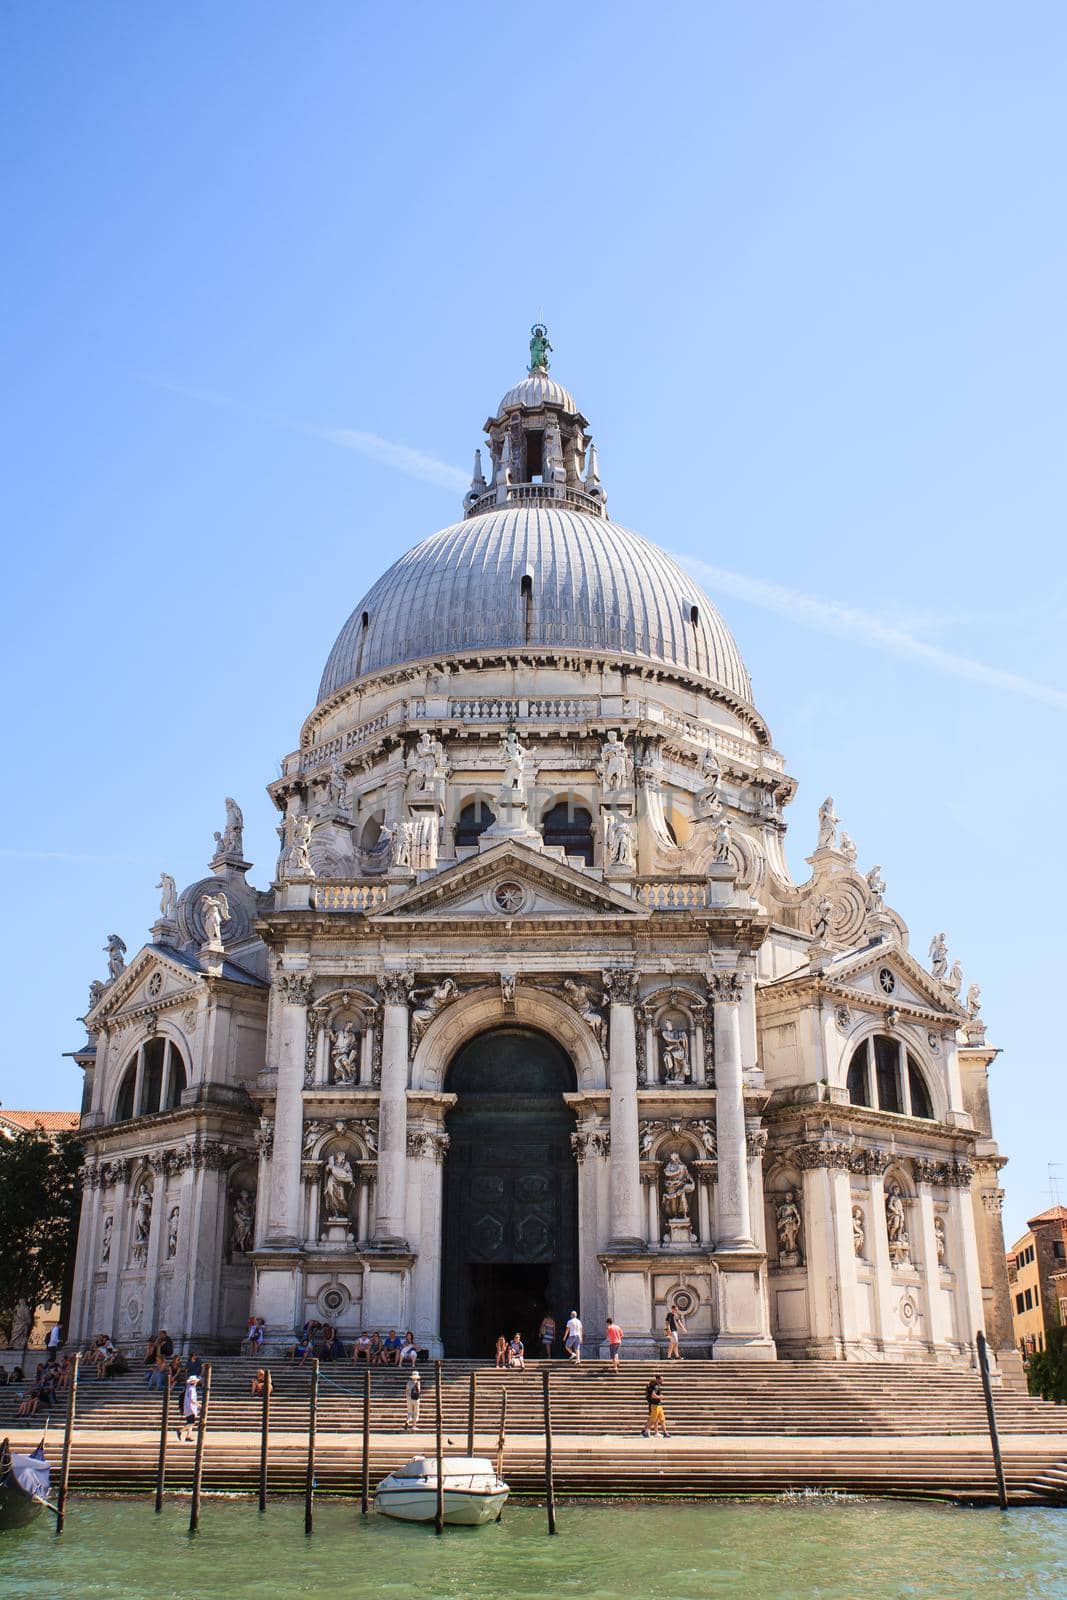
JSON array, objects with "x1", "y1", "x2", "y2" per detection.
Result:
[{"x1": 2, "y1": 4, "x2": 1065, "y2": 1245}]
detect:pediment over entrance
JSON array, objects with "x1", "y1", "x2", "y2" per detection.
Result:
[
  {"x1": 370, "y1": 840, "x2": 650, "y2": 923},
  {"x1": 824, "y1": 946, "x2": 967, "y2": 1021}
]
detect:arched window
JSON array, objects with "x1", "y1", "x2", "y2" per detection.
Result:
[
  {"x1": 455, "y1": 799, "x2": 495, "y2": 848},
  {"x1": 541, "y1": 800, "x2": 594, "y2": 865},
  {"x1": 845, "y1": 1035, "x2": 934, "y2": 1120},
  {"x1": 114, "y1": 1038, "x2": 188, "y2": 1122}
]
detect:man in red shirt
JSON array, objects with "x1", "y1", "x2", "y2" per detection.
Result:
[{"x1": 605, "y1": 1317, "x2": 623, "y2": 1371}]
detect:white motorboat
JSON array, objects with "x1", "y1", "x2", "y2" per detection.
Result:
[{"x1": 374, "y1": 1455, "x2": 509, "y2": 1525}]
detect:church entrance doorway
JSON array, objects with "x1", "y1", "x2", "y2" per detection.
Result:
[{"x1": 441, "y1": 1027, "x2": 578, "y2": 1357}]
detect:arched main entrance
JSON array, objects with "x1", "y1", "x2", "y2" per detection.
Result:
[{"x1": 440, "y1": 1027, "x2": 578, "y2": 1356}]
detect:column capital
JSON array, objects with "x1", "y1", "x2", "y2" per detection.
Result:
[
  {"x1": 276, "y1": 972, "x2": 313, "y2": 1006},
  {"x1": 602, "y1": 967, "x2": 640, "y2": 1005},
  {"x1": 709, "y1": 970, "x2": 743, "y2": 1004},
  {"x1": 377, "y1": 970, "x2": 414, "y2": 1007}
]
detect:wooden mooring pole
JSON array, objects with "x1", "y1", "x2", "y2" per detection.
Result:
[
  {"x1": 976, "y1": 1329, "x2": 1008, "y2": 1509},
  {"x1": 55, "y1": 1351, "x2": 79, "y2": 1534},
  {"x1": 304, "y1": 1359, "x2": 319, "y2": 1536},
  {"x1": 466, "y1": 1371, "x2": 477, "y2": 1456},
  {"x1": 542, "y1": 1367, "x2": 557, "y2": 1534},
  {"x1": 154, "y1": 1370, "x2": 170, "y2": 1513},
  {"x1": 360, "y1": 1363, "x2": 371, "y2": 1514},
  {"x1": 189, "y1": 1362, "x2": 212, "y2": 1534},
  {"x1": 434, "y1": 1360, "x2": 445, "y2": 1536},
  {"x1": 258, "y1": 1367, "x2": 270, "y2": 1512},
  {"x1": 495, "y1": 1388, "x2": 508, "y2": 1482}
]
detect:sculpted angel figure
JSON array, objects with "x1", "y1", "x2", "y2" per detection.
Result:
[
  {"x1": 776, "y1": 1191, "x2": 803, "y2": 1262},
  {"x1": 817, "y1": 796, "x2": 839, "y2": 850},
  {"x1": 231, "y1": 1189, "x2": 255, "y2": 1253},
  {"x1": 713, "y1": 816, "x2": 733, "y2": 864},
  {"x1": 410, "y1": 977, "x2": 458, "y2": 1045},
  {"x1": 201, "y1": 891, "x2": 230, "y2": 948},
  {"x1": 104, "y1": 934, "x2": 127, "y2": 980},
  {"x1": 840, "y1": 832, "x2": 857, "y2": 864},
  {"x1": 157, "y1": 872, "x2": 178, "y2": 920},
  {"x1": 88, "y1": 978, "x2": 106, "y2": 1011},
  {"x1": 322, "y1": 1150, "x2": 355, "y2": 1221},
  {"x1": 661, "y1": 1152, "x2": 695, "y2": 1222},
  {"x1": 812, "y1": 896, "x2": 834, "y2": 942},
  {"x1": 966, "y1": 983, "x2": 982, "y2": 1019},
  {"x1": 330, "y1": 1021, "x2": 360, "y2": 1084},
  {"x1": 562, "y1": 978, "x2": 605, "y2": 1045},
  {"x1": 659, "y1": 1022, "x2": 690, "y2": 1086},
  {"x1": 943, "y1": 960, "x2": 963, "y2": 999},
  {"x1": 866, "y1": 865, "x2": 885, "y2": 909},
  {"x1": 928, "y1": 932, "x2": 948, "y2": 980}
]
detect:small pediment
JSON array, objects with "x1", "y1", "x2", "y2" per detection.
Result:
[
  {"x1": 86, "y1": 945, "x2": 202, "y2": 1027},
  {"x1": 826, "y1": 945, "x2": 966, "y2": 1020},
  {"x1": 370, "y1": 841, "x2": 650, "y2": 923}
]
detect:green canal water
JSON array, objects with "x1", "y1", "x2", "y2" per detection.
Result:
[{"x1": 1, "y1": 1498, "x2": 1065, "y2": 1599}]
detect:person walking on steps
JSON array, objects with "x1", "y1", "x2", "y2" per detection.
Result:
[
  {"x1": 642, "y1": 1373, "x2": 669, "y2": 1438},
  {"x1": 177, "y1": 1372, "x2": 201, "y2": 1442},
  {"x1": 404, "y1": 1368, "x2": 422, "y2": 1430},
  {"x1": 605, "y1": 1317, "x2": 623, "y2": 1371},
  {"x1": 665, "y1": 1305, "x2": 686, "y2": 1359},
  {"x1": 564, "y1": 1310, "x2": 583, "y2": 1364}
]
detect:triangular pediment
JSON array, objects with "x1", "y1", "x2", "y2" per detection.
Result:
[
  {"x1": 370, "y1": 840, "x2": 650, "y2": 923},
  {"x1": 825, "y1": 944, "x2": 967, "y2": 1019},
  {"x1": 86, "y1": 945, "x2": 202, "y2": 1027}
]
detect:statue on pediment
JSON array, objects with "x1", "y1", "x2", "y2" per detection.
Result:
[
  {"x1": 200, "y1": 891, "x2": 230, "y2": 949},
  {"x1": 928, "y1": 932, "x2": 948, "y2": 980},
  {"x1": 157, "y1": 872, "x2": 178, "y2": 921},
  {"x1": 104, "y1": 934, "x2": 127, "y2": 980},
  {"x1": 817, "y1": 796, "x2": 839, "y2": 851}
]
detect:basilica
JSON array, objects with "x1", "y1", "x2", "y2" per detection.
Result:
[{"x1": 67, "y1": 334, "x2": 1019, "y2": 1375}]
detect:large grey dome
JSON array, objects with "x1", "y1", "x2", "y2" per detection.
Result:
[{"x1": 317, "y1": 506, "x2": 752, "y2": 705}]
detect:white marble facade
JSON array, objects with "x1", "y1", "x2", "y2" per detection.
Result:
[{"x1": 68, "y1": 341, "x2": 1018, "y2": 1372}]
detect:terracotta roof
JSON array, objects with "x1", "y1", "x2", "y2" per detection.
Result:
[
  {"x1": 1026, "y1": 1204, "x2": 1067, "y2": 1227},
  {"x1": 0, "y1": 1110, "x2": 80, "y2": 1134}
]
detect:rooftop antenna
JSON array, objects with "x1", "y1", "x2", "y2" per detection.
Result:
[{"x1": 1048, "y1": 1162, "x2": 1064, "y2": 1208}]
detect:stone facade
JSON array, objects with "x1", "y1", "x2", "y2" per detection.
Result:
[{"x1": 67, "y1": 343, "x2": 1017, "y2": 1372}]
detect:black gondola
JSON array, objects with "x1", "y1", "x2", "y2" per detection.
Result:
[{"x1": 0, "y1": 1437, "x2": 52, "y2": 1529}]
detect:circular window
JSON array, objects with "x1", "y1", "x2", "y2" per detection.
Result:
[
  {"x1": 147, "y1": 972, "x2": 163, "y2": 998},
  {"x1": 878, "y1": 968, "x2": 896, "y2": 995},
  {"x1": 317, "y1": 1283, "x2": 350, "y2": 1318},
  {"x1": 493, "y1": 881, "x2": 525, "y2": 913},
  {"x1": 670, "y1": 1288, "x2": 696, "y2": 1315}
]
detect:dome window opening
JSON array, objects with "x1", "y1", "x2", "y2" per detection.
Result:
[
  {"x1": 541, "y1": 799, "x2": 594, "y2": 865},
  {"x1": 520, "y1": 574, "x2": 533, "y2": 643},
  {"x1": 354, "y1": 611, "x2": 370, "y2": 677},
  {"x1": 525, "y1": 430, "x2": 544, "y2": 483},
  {"x1": 689, "y1": 605, "x2": 700, "y2": 627},
  {"x1": 456, "y1": 799, "x2": 495, "y2": 848}
]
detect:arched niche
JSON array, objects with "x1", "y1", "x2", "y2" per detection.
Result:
[
  {"x1": 413, "y1": 983, "x2": 606, "y2": 1092},
  {"x1": 308, "y1": 989, "x2": 380, "y2": 1088},
  {"x1": 637, "y1": 985, "x2": 708, "y2": 1088},
  {"x1": 226, "y1": 1161, "x2": 258, "y2": 1262},
  {"x1": 764, "y1": 1162, "x2": 805, "y2": 1270}
]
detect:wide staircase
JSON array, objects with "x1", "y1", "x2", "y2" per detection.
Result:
[{"x1": 6, "y1": 1358, "x2": 1065, "y2": 1503}]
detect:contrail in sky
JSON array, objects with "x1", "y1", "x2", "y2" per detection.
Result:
[
  {"x1": 303, "y1": 425, "x2": 469, "y2": 491},
  {"x1": 680, "y1": 556, "x2": 1067, "y2": 711}
]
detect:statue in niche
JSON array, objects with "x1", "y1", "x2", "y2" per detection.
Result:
[
  {"x1": 943, "y1": 960, "x2": 963, "y2": 999},
  {"x1": 157, "y1": 872, "x2": 178, "y2": 921},
  {"x1": 408, "y1": 731, "x2": 445, "y2": 793},
  {"x1": 101, "y1": 1215, "x2": 113, "y2": 1264},
  {"x1": 928, "y1": 933, "x2": 948, "y2": 981},
  {"x1": 326, "y1": 759, "x2": 348, "y2": 811},
  {"x1": 500, "y1": 728, "x2": 528, "y2": 796},
  {"x1": 166, "y1": 1206, "x2": 180, "y2": 1260},
  {"x1": 659, "y1": 1022, "x2": 690, "y2": 1086},
  {"x1": 410, "y1": 977, "x2": 458, "y2": 1046},
  {"x1": 639, "y1": 1124, "x2": 658, "y2": 1159},
  {"x1": 817, "y1": 796, "x2": 839, "y2": 850},
  {"x1": 966, "y1": 983, "x2": 982, "y2": 1019},
  {"x1": 600, "y1": 730, "x2": 629, "y2": 791},
  {"x1": 104, "y1": 934, "x2": 127, "y2": 980},
  {"x1": 606, "y1": 812, "x2": 636, "y2": 868},
  {"x1": 866, "y1": 865, "x2": 885, "y2": 910},
  {"x1": 382, "y1": 818, "x2": 414, "y2": 869},
  {"x1": 231, "y1": 1189, "x2": 255, "y2": 1254},
  {"x1": 131, "y1": 1184, "x2": 152, "y2": 1265},
  {"x1": 330, "y1": 1021, "x2": 360, "y2": 1084},
  {"x1": 562, "y1": 978, "x2": 606, "y2": 1046},
  {"x1": 661, "y1": 1152, "x2": 696, "y2": 1235},
  {"x1": 885, "y1": 1184, "x2": 911, "y2": 1264},
  {"x1": 812, "y1": 896, "x2": 834, "y2": 943},
  {"x1": 713, "y1": 816, "x2": 733, "y2": 864},
  {"x1": 852, "y1": 1206, "x2": 865, "y2": 1258},
  {"x1": 840, "y1": 832, "x2": 857, "y2": 864},
  {"x1": 934, "y1": 1215, "x2": 947, "y2": 1267},
  {"x1": 323, "y1": 1150, "x2": 355, "y2": 1222},
  {"x1": 776, "y1": 1191, "x2": 803, "y2": 1266},
  {"x1": 200, "y1": 891, "x2": 230, "y2": 949}
]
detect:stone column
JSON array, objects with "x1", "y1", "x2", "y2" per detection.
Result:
[
  {"x1": 746, "y1": 1127, "x2": 768, "y2": 1253},
  {"x1": 947, "y1": 1172, "x2": 985, "y2": 1358},
  {"x1": 374, "y1": 974, "x2": 411, "y2": 1246},
  {"x1": 737, "y1": 954, "x2": 760, "y2": 1082},
  {"x1": 866, "y1": 1163, "x2": 895, "y2": 1349},
  {"x1": 796, "y1": 1152, "x2": 862, "y2": 1355},
  {"x1": 604, "y1": 969, "x2": 644, "y2": 1248},
  {"x1": 640, "y1": 1160, "x2": 659, "y2": 1244},
  {"x1": 267, "y1": 973, "x2": 313, "y2": 1246},
  {"x1": 711, "y1": 972, "x2": 753, "y2": 1249}
]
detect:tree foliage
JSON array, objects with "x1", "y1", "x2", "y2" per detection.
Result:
[
  {"x1": 1027, "y1": 1325, "x2": 1067, "y2": 1405},
  {"x1": 0, "y1": 1128, "x2": 83, "y2": 1343}
]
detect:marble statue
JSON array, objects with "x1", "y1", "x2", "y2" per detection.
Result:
[
  {"x1": 840, "y1": 832, "x2": 857, "y2": 864},
  {"x1": 231, "y1": 1189, "x2": 255, "y2": 1253},
  {"x1": 543, "y1": 416, "x2": 566, "y2": 484},
  {"x1": 224, "y1": 796, "x2": 244, "y2": 855},
  {"x1": 131, "y1": 1184, "x2": 152, "y2": 1265},
  {"x1": 529, "y1": 323, "x2": 552, "y2": 372},
  {"x1": 713, "y1": 816, "x2": 733, "y2": 864},
  {"x1": 661, "y1": 1151, "x2": 695, "y2": 1221},
  {"x1": 817, "y1": 796, "x2": 839, "y2": 850},
  {"x1": 326, "y1": 759, "x2": 347, "y2": 810},
  {"x1": 500, "y1": 728, "x2": 527, "y2": 794},
  {"x1": 410, "y1": 977, "x2": 458, "y2": 1045},
  {"x1": 696, "y1": 749, "x2": 723, "y2": 817},
  {"x1": 659, "y1": 1022, "x2": 690, "y2": 1086},
  {"x1": 382, "y1": 819, "x2": 413, "y2": 869},
  {"x1": 885, "y1": 1184, "x2": 910, "y2": 1264},
  {"x1": 966, "y1": 983, "x2": 982, "y2": 1020},
  {"x1": 866, "y1": 865, "x2": 885, "y2": 910},
  {"x1": 928, "y1": 933, "x2": 948, "y2": 980},
  {"x1": 852, "y1": 1206, "x2": 865, "y2": 1258},
  {"x1": 600, "y1": 730, "x2": 629, "y2": 791},
  {"x1": 88, "y1": 979, "x2": 106, "y2": 1011},
  {"x1": 104, "y1": 934, "x2": 127, "y2": 980},
  {"x1": 289, "y1": 814, "x2": 314, "y2": 875},
  {"x1": 639, "y1": 1124, "x2": 657, "y2": 1159},
  {"x1": 330, "y1": 1021, "x2": 360, "y2": 1084},
  {"x1": 944, "y1": 960, "x2": 963, "y2": 999},
  {"x1": 408, "y1": 731, "x2": 445, "y2": 792},
  {"x1": 167, "y1": 1206, "x2": 180, "y2": 1260},
  {"x1": 323, "y1": 1150, "x2": 355, "y2": 1221},
  {"x1": 500, "y1": 971, "x2": 516, "y2": 1004},
  {"x1": 101, "y1": 1215, "x2": 113, "y2": 1263},
  {"x1": 776, "y1": 1191, "x2": 803, "y2": 1265},
  {"x1": 812, "y1": 896, "x2": 834, "y2": 943},
  {"x1": 934, "y1": 1215, "x2": 947, "y2": 1267},
  {"x1": 562, "y1": 978, "x2": 605, "y2": 1045},
  {"x1": 157, "y1": 872, "x2": 178, "y2": 921},
  {"x1": 606, "y1": 812, "x2": 636, "y2": 868},
  {"x1": 200, "y1": 891, "x2": 230, "y2": 949}
]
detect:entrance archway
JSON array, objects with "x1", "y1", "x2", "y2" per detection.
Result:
[{"x1": 440, "y1": 1027, "x2": 578, "y2": 1357}]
